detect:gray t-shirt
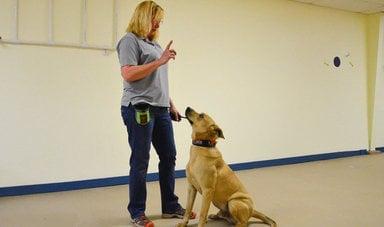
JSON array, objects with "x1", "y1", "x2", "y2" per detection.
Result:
[{"x1": 116, "y1": 32, "x2": 170, "y2": 107}]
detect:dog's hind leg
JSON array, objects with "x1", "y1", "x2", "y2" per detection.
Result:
[
  {"x1": 177, "y1": 183, "x2": 197, "y2": 227},
  {"x1": 252, "y1": 209, "x2": 277, "y2": 227},
  {"x1": 208, "y1": 210, "x2": 235, "y2": 224},
  {"x1": 228, "y1": 199, "x2": 252, "y2": 227}
]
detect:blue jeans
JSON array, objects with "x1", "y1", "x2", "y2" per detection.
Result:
[{"x1": 121, "y1": 104, "x2": 181, "y2": 219}]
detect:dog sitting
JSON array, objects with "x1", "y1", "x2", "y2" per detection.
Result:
[{"x1": 177, "y1": 107, "x2": 276, "y2": 227}]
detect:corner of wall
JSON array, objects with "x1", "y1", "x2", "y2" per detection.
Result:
[{"x1": 365, "y1": 13, "x2": 382, "y2": 151}]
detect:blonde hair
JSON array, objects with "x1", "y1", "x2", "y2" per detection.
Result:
[{"x1": 126, "y1": 1, "x2": 164, "y2": 41}]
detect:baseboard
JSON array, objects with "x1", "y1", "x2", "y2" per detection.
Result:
[
  {"x1": 376, "y1": 147, "x2": 384, "y2": 152},
  {"x1": 0, "y1": 149, "x2": 368, "y2": 197}
]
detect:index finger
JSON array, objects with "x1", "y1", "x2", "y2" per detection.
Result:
[{"x1": 165, "y1": 40, "x2": 173, "y2": 50}]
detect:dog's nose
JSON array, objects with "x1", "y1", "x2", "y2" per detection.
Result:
[{"x1": 185, "y1": 107, "x2": 192, "y2": 115}]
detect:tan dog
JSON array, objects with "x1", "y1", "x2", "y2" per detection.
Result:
[{"x1": 177, "y1": 107, "x2": 276, "y2": 227}]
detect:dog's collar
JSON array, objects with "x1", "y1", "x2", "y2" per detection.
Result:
[{"x1": 192, "y1": 140, "x2": 216, "y2": 148}]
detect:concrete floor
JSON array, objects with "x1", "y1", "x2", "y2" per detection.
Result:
[{"x1": 1, "y1": 154, "x2": 383, "y2": 227}]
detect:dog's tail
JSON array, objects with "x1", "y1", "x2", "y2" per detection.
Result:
[{"x1": 252, "y1": 209, "x2": 277, "y2": 227}]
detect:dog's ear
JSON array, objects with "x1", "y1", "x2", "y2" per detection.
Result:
[{"x1": 212, "y1": 125, "x2": 225, "y2": 139}]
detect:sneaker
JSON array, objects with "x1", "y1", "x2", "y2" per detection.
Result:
[
  {"x1": 162, "y1": 207, "x2": 196, "y2": 219},
  {"x1": 131, "y1": 214, "x2": 154, "y2": 227}
]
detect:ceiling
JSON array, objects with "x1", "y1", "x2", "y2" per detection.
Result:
[{"x1": 293, "y1": 0, "x2": 384, "y2": 14}]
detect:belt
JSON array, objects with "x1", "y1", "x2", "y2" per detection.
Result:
[
  {"x1": 128, "y1": 102, "x2": 169, "y2": 114},
  {"x1": 149, "y1": 105, "x2": 169, "y2": 113}
]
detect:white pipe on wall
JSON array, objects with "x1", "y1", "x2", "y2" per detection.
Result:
[
  {"x1": 13, "y1": 0, "x2": 19, "y2": 41},
  {"x1": 48, "y1": 0, "x2": 53, "y2": 44},
  {"x1": 81, "y1": 0, "x2": 88, "y2": 46},
  {"x1": 112, "y1": 0, "x2": 118, "y2": 47},
  {"x1": 0, "y1": 39, "x2": 115, "y2": 51},
  {"x1": 0, "y1": 0, "x2": 115, "y2": 51}
]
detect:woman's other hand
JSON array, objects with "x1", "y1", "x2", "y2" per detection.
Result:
[{"x1": 159, "y1": 40, "x2": 177, "y2": 65}]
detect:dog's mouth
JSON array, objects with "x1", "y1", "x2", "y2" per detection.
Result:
[{"x1": 187, "y1": 118, "x2": 193, "y2": 125}]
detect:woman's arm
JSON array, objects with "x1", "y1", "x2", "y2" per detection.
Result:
[
  {"x1": 121, "y1": 60, "x2": 162, "y2": 82},
  {"x1": 121, "y1": 40, "x2": 176, "y2": 82}
]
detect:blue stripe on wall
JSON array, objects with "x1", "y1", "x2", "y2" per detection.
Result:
[
  {"x1": 0, "y1": 149, "x2": 369, "y2": 197},
  {"x1": 376, "y1": 147, "x2": 384, "y2": 152}
]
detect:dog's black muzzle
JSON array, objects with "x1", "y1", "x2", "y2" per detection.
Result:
[{"x1": 185, "y1": 107, "x2": 194, "y2": 125}]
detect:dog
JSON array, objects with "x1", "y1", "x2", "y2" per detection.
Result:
[{"x1": 177, "y1": 107, "x2": 277, "y2": 227}]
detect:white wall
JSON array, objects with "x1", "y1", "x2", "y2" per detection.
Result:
[{"x1": 0, "y1": 0, "x2": 377, "y2": 187}]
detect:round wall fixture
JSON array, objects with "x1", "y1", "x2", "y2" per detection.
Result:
[{"x1": 333, "y1": 56, "x2": 341, "y2": 67}]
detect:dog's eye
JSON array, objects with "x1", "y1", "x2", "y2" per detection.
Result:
[{"x1": 199, "y1": 113, "x2": 205, "y2": 118}]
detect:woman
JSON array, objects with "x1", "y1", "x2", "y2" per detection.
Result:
[{"x1": 116, "y1": 1, "x2": 195, "y2": 226}]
